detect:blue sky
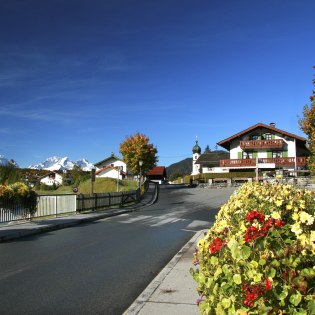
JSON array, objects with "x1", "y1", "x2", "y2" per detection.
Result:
[{"x1": 0, "y1": 0, "x2": 314, "y2": 168}]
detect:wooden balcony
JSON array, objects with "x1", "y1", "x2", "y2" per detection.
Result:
[
  {"x1": 220, "y1": 157, "x2": 308, "y2": 168},
  {"x1": 240, "y1": 139, "x2": 284, "y2": 149}
]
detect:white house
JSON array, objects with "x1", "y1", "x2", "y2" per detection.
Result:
[
  {"x1": 40, "y1": 172, "x2": 63, "y2": 186},
  {"x1": 94, "y1": 153, "x2": 127, "y2": 179},
  {"x1": 216, "y1": 122, "x2": 309, "y2": 174},
  {"x1": 192, "y1": 123, "x2": 310, "y2": 176},
  {"x1": 95, "y1": 165, "x2": 125, "y2": 180}
]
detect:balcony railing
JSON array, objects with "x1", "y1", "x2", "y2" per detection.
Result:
[
  {"x1": 220, "y1": 157, "x2": 308, "y2": 168},
  {"x1": 240, "y1": 139, "x2": 284, "y2": 149}
]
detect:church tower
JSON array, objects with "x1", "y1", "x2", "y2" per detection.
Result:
[{"x1": 191, "y1": 137, "x2": 201, "y2": 175}]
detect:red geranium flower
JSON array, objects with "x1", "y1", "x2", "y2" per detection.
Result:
[
  {"x1": 246, "y1": 210, "x2": 265, "y2": 223},
  {"x1": 265, "y1": 278, "x2": 272, "y2": 291},
  {"x1": 209, "y1": 237, "x2": 224, "y2": 254}
]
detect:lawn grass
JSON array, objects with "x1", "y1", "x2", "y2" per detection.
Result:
[{"x1": 37, "y1": 178, "x2": 138, "y2": 195}]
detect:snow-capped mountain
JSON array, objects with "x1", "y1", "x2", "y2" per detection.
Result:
[
  {"x1": 0, "y1": 155, "x2": 19, "y2": 168},
  {"x1": 29, "y1": 156, "x2": 96, "y2": 171}
]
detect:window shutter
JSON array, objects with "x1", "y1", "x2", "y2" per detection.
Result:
[
  {"x1": 267, "y1": 151, "x2": 272, "y2": 158},
  {"x1": 272, "y1": 134, "x2": 275, "y2": 140},
  {"x1": 253, "y1": 152, "x2": 258, "y2": 158},
  {"x1": 283, "y1": 151, "x2": 288, "y2": 157},
  {"x1": 238, "y1": 152, "x2": 242, "y2": 159}
]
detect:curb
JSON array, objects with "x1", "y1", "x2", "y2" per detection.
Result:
[{"x1": 123, "y1": 229, "x2": 206, "y2": 315}]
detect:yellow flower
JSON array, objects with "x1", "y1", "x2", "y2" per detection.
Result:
[
  {"x1": 292, "y1": 212, "x2": 299, "y2": 221},
  {"x1": 299, "y1": 233, "x2": 307, "y2": 247},
  {"x1": 299, "y1": 200, "x2": 306, "y2": 209},
  {"x1": 275, "y1": 199, "x2": 283, "y2": 207},
  {"x1": 299, "y1": 211, "x2": 314, "y2": 225},
  {"x1": 286, "y1": 204, "x2": 293, "y2": 210},
  {"x1": 271, "y1": 211, "x2": 281, "y2": 220},
  {"x1": 291, "y1": 223, "x2": 303, "y2": 235},
  {"x1": 311, "y1": 231, "x2": 315, "y2": 242}
]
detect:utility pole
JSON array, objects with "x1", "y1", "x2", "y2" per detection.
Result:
[{"x1": 91, "y1": 167, "x2": 95, "y2": 194}]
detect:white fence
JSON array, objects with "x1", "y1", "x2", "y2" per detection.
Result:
[
  {"x1": 0, "y1": 194, "x2": 77, "y2": 224},
  {"x1": 36, "y1": 194, "x2": 77, "y2": 218}
]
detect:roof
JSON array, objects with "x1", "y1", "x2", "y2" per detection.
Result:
[
  {"x1": 146, "y1": 166, "x2": 167, "y2": 176},
  {"x1": 94, "y1": 153, "x2": 123, "y2": 167},
  {"x1": 217, "y1": 123, "x2": 307, "y2": 150},
  {"x1": 95, "y1": 165, "x2": 125, "y2": 175},
  {"x1": 195, "y1": 151, "x2": 229, "y2": 166}
]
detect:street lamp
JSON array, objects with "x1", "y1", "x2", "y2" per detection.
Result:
[{"x1": 139, "y1": 160, "x2": 143, "y2": 189}]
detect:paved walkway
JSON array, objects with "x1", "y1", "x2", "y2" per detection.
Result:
[{"x1": 0, "y1": 182, "x2": 203, "y2": 315}]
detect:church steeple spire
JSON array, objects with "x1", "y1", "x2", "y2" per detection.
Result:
[
  {"x1": 191, "y1": 137, "x2": 201, "y2": 175},
  {"x1": 192, "y1": 136, "x2": 201, "y2": 154}
]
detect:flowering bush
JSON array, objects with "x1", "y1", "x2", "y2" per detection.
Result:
[
  {"x1": 191, "y1": 182, "x2": 315, "y2": 314},
  {"x1": 0, "y1": 182, "x2": 37, "y2": 217}
]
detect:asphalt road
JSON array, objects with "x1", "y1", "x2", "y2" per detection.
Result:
[{"x1": 0, "y1": 185, "x2": 235, "y2": 315}]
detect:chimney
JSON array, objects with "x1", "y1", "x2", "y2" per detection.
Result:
[{"x1": 269, "y1": 122, "x2": 276, "y2": 128}]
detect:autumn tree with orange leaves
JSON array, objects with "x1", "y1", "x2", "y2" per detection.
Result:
[
  {"x1": 299, "y1": 66, "x2": 315, "y2": 175},
  {"x1": 119, "y1": 133, "x2": 158, "y2": 175}
]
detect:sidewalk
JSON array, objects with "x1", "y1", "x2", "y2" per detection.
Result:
[
  {"x1": 0, "y1": 182, "x2": 204, "y2": 315},
  {"x1": 123, "y1": 230, "x2": 205, "y2": 315}
]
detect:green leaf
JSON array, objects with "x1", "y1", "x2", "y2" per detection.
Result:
[
  {"x1": 205, "y1": 277, "x2": 213, "y2": 289},
  {"x1": 307, "y1": 300, "x2": 315, "y2": 315},
  {"x1": 270, "y1": 259, "x2": 280, "y2": 267},
  {"x1": 289, "y1": 291, "x2": 302, "y2": 306},
  {"x1": 267, "y1": 267, "x2": 276, "y2": 278},
  {"x1": 222, "y1": 264, "x2": 231, "y2": 275},
  {"x1": 274, "y1": 286, "x2": 288, "y2": 300},
  {"x1": 221, "y1": 297, "x2": 231, "y2": 309},
  {"x1": 249, "y1": 260, "x2": 259, "y2": 268},
  {"x1": 214, "y1": 267, "x2": 222, "y2": 279},
  {"x1": 253, "y1": 273, "x2": 263, "y2": 282},
  {"x1": 227, "y1": 239, "x2": 238, "y2": 250},
  {"x1": 300, "y1": 268, "x2": 315, "y2": 278},
  {"x1": 233, "y1": 274, "x2": 242, "y2": 284},
  {"x1": 210, "y1": 255, "x2": 219, "y2": 266},
  {"x1": 259, "y1": 259, "x2": 266, "y2": 266},
  {"x1": 240, "y1": 245, "x2": 251, "y2": 259},
  {"x1": 198, "y1": 273, "x2": 206, "y2": 284}
]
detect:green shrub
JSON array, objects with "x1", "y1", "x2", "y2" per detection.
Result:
[
  {"x1": 0, "y1": 182, "x2": 37, "y2": 217},
  {"x1": 191, "y1": 182, "x2": 315, "y2": 314}
]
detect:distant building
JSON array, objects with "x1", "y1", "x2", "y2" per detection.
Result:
[
  {"x1": 191, "y1": 138, "x2": 202, "y2": 175},
  {"x1": 39, "y1": 171, "x2": 63, "y2": 186},
  {"x1": 146, "y1": 166, "x2": 167, "y2": 184},
  {"x1": 94, "y1": 153, "x2": 127, "y2": 179},
  {"x1": 191, "y1": 123, "x2": 309, "y2": 175}
]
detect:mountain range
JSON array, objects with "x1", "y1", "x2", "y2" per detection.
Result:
[
  {"x1": 0, "y1": 155, "x2": 19, "y2": 168},
  {"x1": 1, "y1": 153, "x2": 191, "y2": 175},
  {"x1": 29, "y1": 156, "x2": 96, "y2": 171},
  {"x1": 166, "y1": 158, "x2": 192, "y2": 176}
]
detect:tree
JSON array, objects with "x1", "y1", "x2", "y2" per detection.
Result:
[
  {"x1": 67, "y1": 165, "x2": 90, "y2": 187},
  {"x1": 299, "y1": 66, "x2": 315, "y2": 174},
  {"x1": 119, "y1": 132, "x2": 158, "y2": 175}
]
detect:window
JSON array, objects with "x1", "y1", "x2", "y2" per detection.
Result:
[
  {"x1": 250, "y1": 134, "x2": 259, "y2": 140},
  {"x1": 272, "y1": 151, "x2": 282, "y2": 158},
  {"x1": 265, "y1": 133, "x2": 272, "y2": 140},
  {"x1": 243, "y1": 152, "x2": 253, "y2": 159}
]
